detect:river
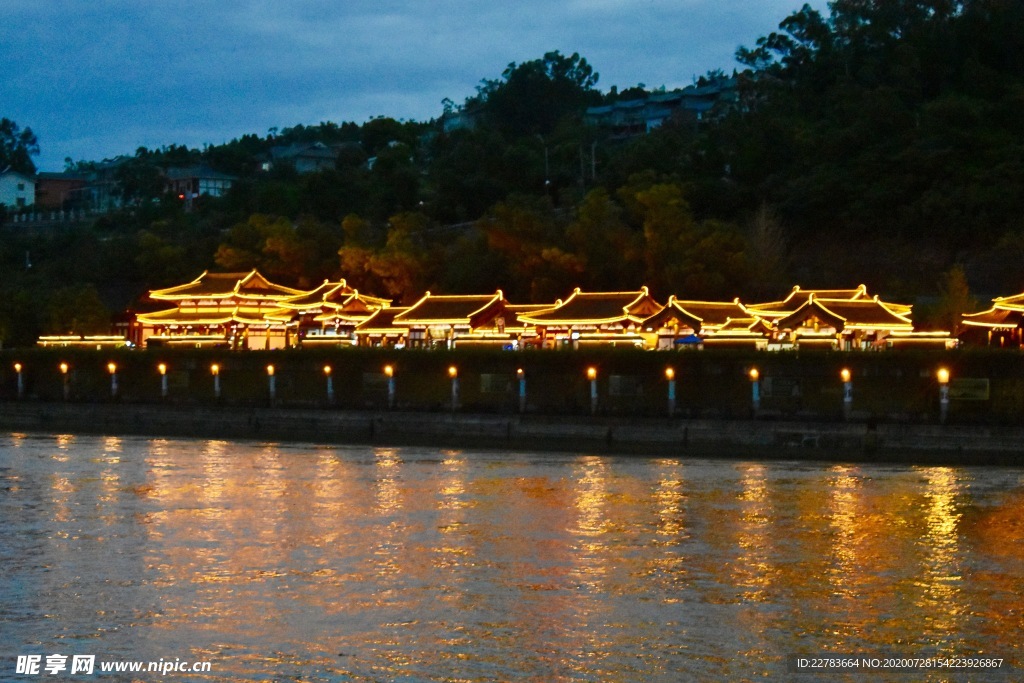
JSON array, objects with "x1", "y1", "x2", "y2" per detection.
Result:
[{"x1": 1, "y1": 433, "x2": 1021, "y2": 681}]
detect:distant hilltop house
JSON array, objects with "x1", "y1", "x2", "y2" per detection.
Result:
[
  {"x1": 165, "y1": 165, "x2": 236, "y2": 208},
  {"x1": 11, "y1": 161, "x2": 239, "y2": 216},
  {"x1": 35, "y1": 171, "x2": 88, "y2": 210},
  {"x1": 0, "y1": 167, "x2": 35, "y2": 209},
  {"x1": 585, "y1": 78, "x2": 739, "y2": 137},
  {"x1": 261, "y1": 142, "x2": 340, "y2": 174}
]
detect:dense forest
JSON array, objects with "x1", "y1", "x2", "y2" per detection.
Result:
[{"x1": 1, "y1": 0, "x2": 1021, "y2": 347}]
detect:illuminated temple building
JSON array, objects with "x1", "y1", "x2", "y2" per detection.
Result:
[
  {"x1": 136, "y1": 270, "x2": 307, "y2": 349},
  {"x1": 961, "y1": 291, "x2": 1024, "y2": 346},
  {"x1": 265, "y1": 279, "x2": 391, "y2": 347},
  {"x1": 517, "y1": 287, "x2": 664, "y2": 349},
  {"x1": 124, "y1": 272, "x2": 959, "y2": 351},
  {"x1": 641, "y1": 296, "x2": 771, "y2": 349},
  {"x1": 375, "y1": 291, "x2": 545, "y2": 348}
]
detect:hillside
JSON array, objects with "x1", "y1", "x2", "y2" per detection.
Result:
[{"x1": 1, "y1": 0, "x2": 1022, "y2": 346}]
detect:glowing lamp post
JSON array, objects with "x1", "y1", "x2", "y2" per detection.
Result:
[
  {"x1": 587, "y1": 366, "x2": 598, "y2": 415},
  {"x1": 749, "y1": 367, "x2": 761, "y2": 416},
  {"x1": 937, "y1": 367, "x2": 950, "y2": 424},
  {"x1": 107, "y1": 362, "x2": 118, "y2": 399},
  {"x1": 448, "y1": 365, "x2": 459, "y2": 413},
  {"x1": 266, "y1": 365, "x2": 276, "y2": 403},
  {"x1": 323, "y1": 365, "x2": 334, "y2": 404},
  {"x1": 60, "y1": 362, "x2": 70, "y2": 401},
  {"x1": 516, "y1": 368, "x2": 526, "y2": 414},
  {"x1": 665, "y1": 367, "x2": 676, "y2": 417},
  {"x1": 840, "y1": 368, "x2": 853, "y2": 420},
  {"x1": 158, "y1": 363, "x2": 168, "y2": 399},
  {"x1": 384, "y1": 364, "x2": 395, "y2": 409},
  {"x1": 211, "y1": 363, "x2": 221, "y2": 400},
  {"x1": 13, "y1": 362, "x2": 24, "y2": 399}
]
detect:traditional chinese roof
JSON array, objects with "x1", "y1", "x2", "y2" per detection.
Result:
[
  {"x1": 962, "y1": 291, "x2": 1024, "y2": 329},
  {"x1": 748, "y1": 284, "x2": 871, "y2": 318},
  {"x1": 394, "y1": 291, "x2": 507, "y2": 326},
  {"x1": 135, "y1": 306, "x2": 290, "y2": 327},
  {"x1": 148, "y1": 270, "x2": 305, "y2": 301},
  {"x1": 643, "y1": 296, "x2": 759, "y2": 333},
  {"x1": 355, "y1": 307, "x2": 411, "y2": 334},
  {"x1": 962, "y1": 307, "x2": 1024, "y2": 329},
  {"x1": 712, "y1": 317, "x2": 774, "y2": 336},
  {"x1": 776, "y1": 295, "x2": 914, "y2": 332},
  {"x1": 277, "y1": 279, "x2": 390, "y2": 310},
  {"x1": 517, "y1": 287, "x2": 663, "y2": 326}
]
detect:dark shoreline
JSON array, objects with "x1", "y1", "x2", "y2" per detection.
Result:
[{"x1": 3, "y1": 401, "x2": 1024, "y2": 466}]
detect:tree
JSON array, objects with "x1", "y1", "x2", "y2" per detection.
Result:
[
  {"x1": 0, "y1": 118, "x2": 39, "y2": 174},
  {"x1": 365, "y1": 212, "x2": 437, "y2": 302},
  {"x1": 474, "y1": 51, "x2": 600, "y2": 138},
  {"x1": 934, "y1": 264, "x2": 976, "y2": 335}
]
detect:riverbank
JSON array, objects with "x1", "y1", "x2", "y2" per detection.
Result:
[{"x1": 2, "y1": 401, "x2": 1023, "y2": 465}]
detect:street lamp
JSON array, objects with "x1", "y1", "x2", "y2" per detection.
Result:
[
  {"x1": 937, "y1": 367, "x2": 950, "y2": 424},
  {"x1": 266, "y1": 364, "x2": 276, "y2": 403},
  {"x1": 665, "y1": 367, "x2": 676, "y2": 417},
  {"x1": 840, "y1": 368, "x2": 852, "y2": 420},
  {"x1": 13, "y1": 362, "x2": 24, "y2": 399},
  {"x1": 448, "y1": 365, "x2": 459, "y2": 412},
  {"x1": 516, "y1": 367, "x2": 526, "y2": 414},
  {"x1": 107, "y1": 360, "x2": 117, "y2": 397},
  {"x1": 323, "y1": 365, "x2": 334, "y2": 404},
  {"x1": 60, "y1": 362, "x2": 70, "y2": 401},
  {"x1": 211, "y1": 363, "x2": 221, "y2": 399},
  {"x1": 749, "y1": 367, "x2": 760, "y2": 416},
  {"x1": 384, "y1": 364, "x2": 395, "y2": 409},
  {"x1": 587, "y1": 366, "x2": 598, "y2": 415},
  {"x1": 158, "y1": 363, "x2": 168, "y2": 399}
]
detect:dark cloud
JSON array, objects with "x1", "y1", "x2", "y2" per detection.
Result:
[{"x1": 0, "y1": 1, "x2": 827, "y2": 170}]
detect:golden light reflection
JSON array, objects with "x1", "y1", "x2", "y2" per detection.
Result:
[
  {"x1": 733, "y1": 463, "x2": 775, "y2": 602},
  {"x1": 52, "y1": 434, "x2": 74, "y2": 463},
  {"x1": 374, "y1": 448, "x2": 403, "y2": 515},
  {"x1": 826, "y1": 465, "x2": 862, "y2": 601},
  {"x1": 570, "y1": 456, "x2": 611, "y2": 589},
  {"x1": 917, "y1": 467, "x2": 965, "y2": 639},
  {"x1": 653, "y1": 459, "x2": 686, "y2": 541}
]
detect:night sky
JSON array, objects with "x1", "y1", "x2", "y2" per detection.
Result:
[{"x1": 2, "y1": 1, "x2": 828, "y2": 171}]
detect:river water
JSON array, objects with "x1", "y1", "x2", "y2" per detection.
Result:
[{"x1": 1, "y1": 432, "x2": 1021, "y2": 682}]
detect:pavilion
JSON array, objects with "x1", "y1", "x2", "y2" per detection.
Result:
[
  {"x1": 265, "y1": 279, "x2": 390, "y2": 347},
  {"x1": 641, "y1": 296, "x2": 770, "y2": 349},
  {"x1": 517, "y1": 287, "x2": 664, "y2": 349},
  {"x1": 136, "y1": 270, "x2": 305, "y2": 349},
  {"x1": 961, "y1": 291, "x2": 1024, "y2": 347}
]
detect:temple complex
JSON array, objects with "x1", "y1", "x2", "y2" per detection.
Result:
[{"x1": 104, "y1": 273, "x2": 970, "y2": 352}]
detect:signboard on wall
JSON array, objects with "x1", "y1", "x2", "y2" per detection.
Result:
[{"x1": 949, "y1": 378, "x2": 990, "y2": 400}]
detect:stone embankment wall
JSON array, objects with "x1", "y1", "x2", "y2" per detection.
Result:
[{"x1": 2, "y1": 402, "x2": 1022, "y2": 465}]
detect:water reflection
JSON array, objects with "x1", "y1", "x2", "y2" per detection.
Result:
[{"x1": 1, "y1": 434, "x2": 1022, "y2": 682}]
